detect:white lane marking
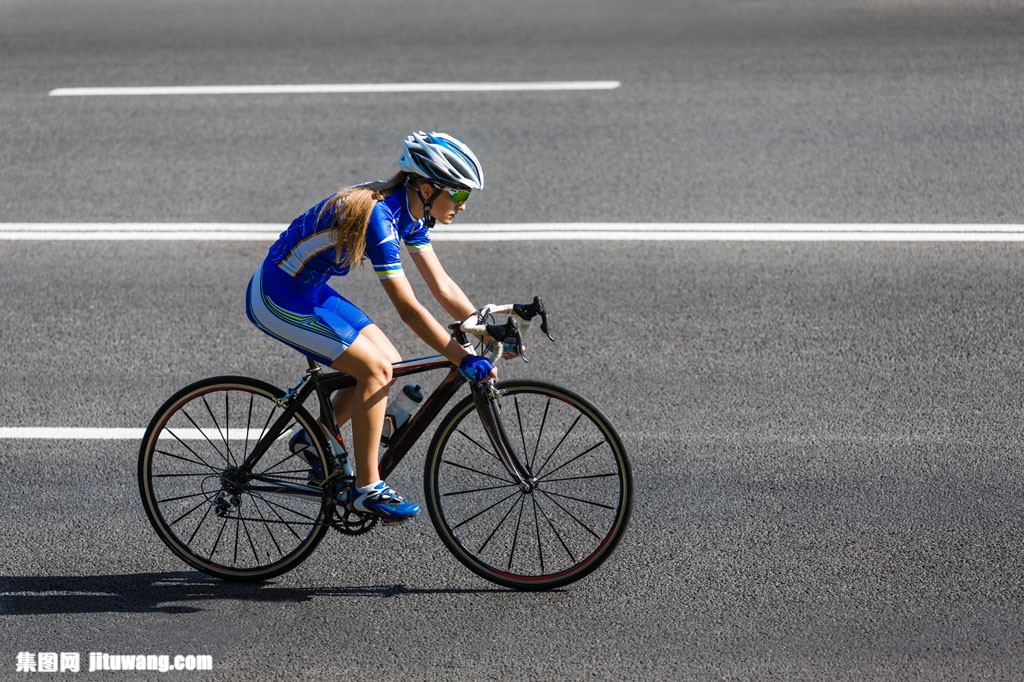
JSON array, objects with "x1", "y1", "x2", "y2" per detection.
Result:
[
  {"x1": 48, "y1": 81, "x2": 622, "y2": 97},
  {"x1": 3, "y1": 223, "x2": 1024, "y2": 241},
  {"x1": 0, "y1": 427, "x2": 285, "y2": 440}
]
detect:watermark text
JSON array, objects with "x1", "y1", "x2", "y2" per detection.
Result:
[{"x1": 15, "y1": 652, "x2": 212, "y2": 673}]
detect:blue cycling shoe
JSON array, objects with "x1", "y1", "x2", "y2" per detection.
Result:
[
  {"x1": 289, "y1": 428, "x2": 324, "y2": 483},
  {"x1": 346, "y1": 481, "x2": 421, "y2": 521}
]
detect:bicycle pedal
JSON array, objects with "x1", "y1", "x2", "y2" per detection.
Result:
[{"x1": 381, "y1": 516, "x2": 417, "y2": 526}]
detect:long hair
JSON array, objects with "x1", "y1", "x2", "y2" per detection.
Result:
[{"x1": 318, "y1": 171, "x2": 408, "y2": 268}]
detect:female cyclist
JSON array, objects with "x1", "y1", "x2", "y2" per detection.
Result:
[{"x1": 245, "y1": 131, "x2": 495, "y2": 521}]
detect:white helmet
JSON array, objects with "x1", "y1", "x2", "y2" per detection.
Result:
[{"x1": 397, "y1": 131, "x2": 485, "y2": 191}]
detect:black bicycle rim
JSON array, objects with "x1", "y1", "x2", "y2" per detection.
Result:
[
  {"x1": 425, "y1": 380, "x2": 632, "y2": 590},
  {"x1": 138, "y1": 377, "x2": 332, "y2": 581}
]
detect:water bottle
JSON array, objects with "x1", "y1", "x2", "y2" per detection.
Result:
[{"x1": 382, "y1": 384, "x2": 424, "y2": 444}]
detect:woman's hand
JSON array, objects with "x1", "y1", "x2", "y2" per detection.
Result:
[{"x1": 459, "y1": 355, "x2": 496, "y2": 383}]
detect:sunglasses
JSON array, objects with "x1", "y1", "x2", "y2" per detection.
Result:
[{"x1": 437, "y1": 186, "x2": 471, "y2": 203}]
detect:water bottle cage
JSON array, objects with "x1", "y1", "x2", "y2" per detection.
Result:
[{"x1": 382, "y1": 384, "x2": 424, "y2": 444}]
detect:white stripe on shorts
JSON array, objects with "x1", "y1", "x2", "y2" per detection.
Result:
[{"x1": 247, "y1": 262, "x2": 350, "y2": 363}]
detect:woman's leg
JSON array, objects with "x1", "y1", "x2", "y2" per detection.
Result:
[
  {"x1": 328, "y1": 329, "x2": 396, "y2": 488},
  {"x1": 329, "y1": 325, "x2": 401, "y2": 429},
  {"x1": 248, "y1": 268, "x2": 411, "y2": 502}
]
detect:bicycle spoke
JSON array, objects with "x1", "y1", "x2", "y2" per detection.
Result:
[
  {"x1": 180, "y1": 407, "x2": 231, "y2": 467},
  {"x1": 250, "y1": 497, "x2": 285, "y2": 558},
  {"x1": 258, "y1": 457, "x2": 302, "y2": 476},
  {"x1": 538, "y1": 441, "x2": 606, "y2": 482},
  {"x1": 452, "y1": 489, "x2": 521, "y2": 531},
  {"x1": 254, "y1": 466, "x2": 312, "y2": 477},
  {"x1": 441, "y1": 458, "x2": 512, "y2": 484},
  {"x1": 534, "y1": 414, "x2": 581, "y2": 479},
  {"x1": 540, "y1": 488, "x2": 616, "y2": 511},
  {"x1": 254, "y1": 471, "x2": 312, "y2": 485},
  {"x1": 162, "y1": 429, "x2": 220, "y2": 474},
  {"x1": 532, "y1": 397, "x2": 551, "y2": 471},
  {"x1": 532, "y1": 496, "x2": 544, "y2": 573},
  {"x1": 238, "y1": 504, "x2": 262, "y2": 565},
  {"x1": 508, "y1": 495, "x2": 527, "y2": 571},
  {"x1": 257, "y1": 432, "x2": 306, "y2": 476},
  {"x1": 244, "y1": 392, "x2": 254, "y2": 456},
  {"x1": 224, "y1": 391, "x2": 235, "y2": 466},
  {"x1": 541, "y1": 472, "x2": 619, "y2": 484},
  {"x1": 247, "y1": 492, "x2": 323, "y2": 524},
  {"x1": 256, "y1": 401, "x2": 279, "y2": 450},
  {"x1": 168, "y1": 493, "x2": 216, "y2": 526},
  {"x1": 513, "y1": 396, "x2": 529, "y2": 468},
  {"x1": 154, "y1": 448, "x2": 221, "y2": 475},
  {"x1": 534, "y1": 496, "x2": 577, "y2": 564},
  {"x1": 186, "y1": 503, "x2": 216, "y2": 547},
  {"x1": 160, "y1": 489, "x2": 217, "y2": 506},
  {"x1": 202, "y1": 395, "x2": 230, "y2": 466},
  {"x1": 250, "y1": 493, "x2": 307, "y2": 541},
  {"x1": 441, "y1": 481, "x2": 520, "y2": 498},
  {"x1": 209, "y1": 516, "x2": 229, "y2": 558},
  {"x1": 455, "y1": 429, "x2": 502, "y2": 465},
  {"x1": 538, "y1": 489, "x2": 603, "y2": 540},
  {"x1": 478, "y1": 495, "x2": 522, "y2": 555},
  {"x1": 232, "y1": 511, "x2": 241, "y2": 566}
]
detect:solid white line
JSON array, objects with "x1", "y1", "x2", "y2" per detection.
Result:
[
  {"x1": 3, "y1": 223, "x2": 1024, "y2": 242},
  {"x1": 433, "y1": 231, "x2": 1024, "y2": 242},
  {"x1": 48, "y1": 81, "x2": 622, "y2": 97}
]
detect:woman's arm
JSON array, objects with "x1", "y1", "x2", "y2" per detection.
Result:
[
  {"x1": 409, "y1": 249, "x2": 477, "y2": 322},
  {"x1": 410, "y1": 248, "x2": 518, "y2": 362},
  {"x1": 379, "y1": 275, "x2": 473, "y2": 367}
]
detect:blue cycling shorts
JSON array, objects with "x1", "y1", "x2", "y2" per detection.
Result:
[{"x1": 246, "y1": 258, "x2": 373, "y2": 365}]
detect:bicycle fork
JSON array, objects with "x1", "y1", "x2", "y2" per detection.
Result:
[{"x1": 471, "y1": 381, "x2": 536, "y2": 493}]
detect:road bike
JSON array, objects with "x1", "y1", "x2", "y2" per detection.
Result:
[{"x1": 138, "y1": 298, "x2": 633, "y2": 590}]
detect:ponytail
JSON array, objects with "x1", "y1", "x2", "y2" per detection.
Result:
[{"x1": 318, "y1": 171, "x2": 408, "y2": 268}]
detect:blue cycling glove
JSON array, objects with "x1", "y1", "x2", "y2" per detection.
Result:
[{"x1": 459, "y1": 355, "x2": 494, "y2": 383}]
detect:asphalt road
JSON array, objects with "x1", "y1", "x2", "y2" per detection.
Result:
[{"x1": 2, "y1": 1, "x2": 1024, "y2": 680}]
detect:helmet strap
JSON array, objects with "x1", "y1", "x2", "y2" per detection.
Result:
[{"x1": 411, "y1": 180, "x2": 443, "y2": 228}]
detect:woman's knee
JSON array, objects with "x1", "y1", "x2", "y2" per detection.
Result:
[
  {"x1": 360, "y1": 324, "x2": 402, "y2": 365},
  {"x1": 330, "y1": 335, "x2": 388, "y2": 380},
  {"x1": 363, "y1": 358, "x2": 393, "y2": 391}
]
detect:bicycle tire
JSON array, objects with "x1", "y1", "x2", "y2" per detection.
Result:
[
  {"x1": 138, "y1": 376, "x2": 333, "y2": 581},
  {"x1": 424, "y1": 380, "x2": 633, "y2": 590}
]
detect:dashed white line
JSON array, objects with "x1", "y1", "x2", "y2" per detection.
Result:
[{"x1": 49, "y1": 81, "x2": 622, "y2": 97}]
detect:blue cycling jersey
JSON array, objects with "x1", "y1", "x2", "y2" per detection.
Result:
[{"x1": 268, "y1": 188, "x2": 432, "y2": 287}]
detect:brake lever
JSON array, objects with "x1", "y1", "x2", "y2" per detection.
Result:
[
  {"x1": 513, "y1": 296, "x2": 554, "y2": 343},
  {"x1": 484, "y1": 317, "x2": 528, "y2": 362},
  {"x1": 538, "y1": 309, "x2": 554, "y2": 342}
]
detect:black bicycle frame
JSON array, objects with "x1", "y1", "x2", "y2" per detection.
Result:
[
  {"x1": 234, "y1": 354, "x2": 533, "y2": 498},
  {"x1": 377, "y1": 357, "x2": 465, "y2": 478}
]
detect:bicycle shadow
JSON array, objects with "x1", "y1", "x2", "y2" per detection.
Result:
[{"x1": 0, "y1": 572, "x2": 507, "y2": 616}]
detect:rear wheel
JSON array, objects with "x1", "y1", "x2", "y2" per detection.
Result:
[
  {"x1": 424, "y1": 380, "x2": 632, "y2": 590},
  {"x1": 138, "y1": 376, "x2": 332, "y2": 581}
]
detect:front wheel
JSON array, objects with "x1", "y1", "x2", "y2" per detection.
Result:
[{"x1": 424, "y1": 380, "x2": 633, "y2": 590}]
